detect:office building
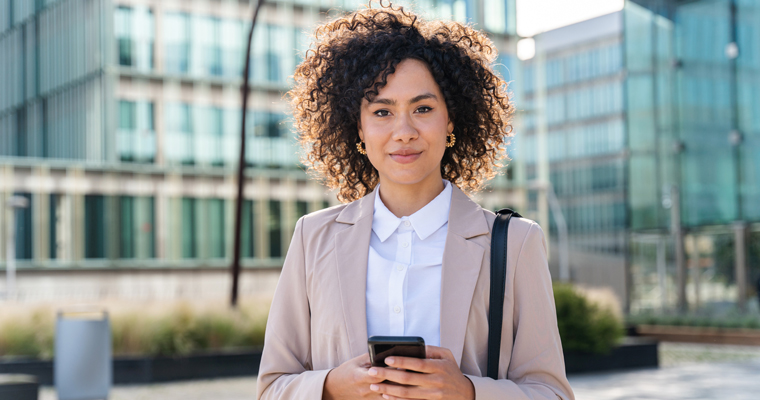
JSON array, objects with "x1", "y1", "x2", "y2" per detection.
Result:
[
  {"x1": 0, "y1": 0, "x2": 519, "y2": 302},
  {"x1": 521, "y1": 0, "x2": 760, "y2": 312}
]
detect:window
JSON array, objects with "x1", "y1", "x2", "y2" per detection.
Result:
[
  {"x1": 165, "y1": 103, "x2": 193, "y2": 165},
  {"x1": 296, "y1": 200, "x2": 308, "y2": 220},
  {"x1": 194, "y1": 106, "x2": 224, "y2": 166},
  {"x1": 115, "y1": 6, "x2": 154, "y2": 71},
  {"x1": 269, "y1": 200, "x2": 282, "y2": 258},
  {"x1": 192, "y1": 16, "x2": 222, "y2": 76},
  {"x1": 208, "y1": 199, "x2": 226, "y2": 259},
  {"x1": 119, "y1": 196, "x2": 155, "y2": 259},
  {"x1": 242, "y1": 199, "x2": 257, "y2": 258},
  {"x1": 181, "y1": 198, "x2": 198, "y2": 259},
  {"x1": 84, "y1": 195, "x2": 106, "y2": 259},
  {"x1": 164, "y1": 13, "x2": 190, "y2": 74},
  {"x1": 118, "y1": 100, "x2": 155, "y2": 163},
  {"x1": 222, "y1": 20, "x2": 245, "y2": 77}
]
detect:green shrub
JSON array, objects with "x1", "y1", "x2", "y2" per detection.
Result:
[
  {"x1": 554, "y1": 284, "x2": 624, "y2": 355},
  {"x1": 0, "y1": 309, "x2": 54, "y2": 359},
  {"x1": 0, "y1": 301, "x2": 269, "y2": 359}
]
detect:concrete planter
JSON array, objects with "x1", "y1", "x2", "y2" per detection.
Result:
[
  {"x1": 1, "y1": 339, "x2": 657, "y2": 384},
  {"x1": 0, "y1": 349, "x2": 262, "y2": 386},
  {"x1": 0, "y1": 374, "x2": 39, "y2": 400},
  {"x1": 635, "y1": 324, "x2": 760, "y2": 346},
  {"x1": 564, "y1": 337, "x2": 659, "y2": 374}
]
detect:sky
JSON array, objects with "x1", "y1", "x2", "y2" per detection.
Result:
[{"x1": 516, "y1": 0, "x2": 624, "y2": 37}]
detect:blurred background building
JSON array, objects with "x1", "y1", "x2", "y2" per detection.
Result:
[
  {"x1": 4, "y1": 0, "x2": 757, "y2": 316},
  {"x1": 0, "y1": 0, "x2": 520, "y2": 302},
  {"x1": 521, "y1": 0, "x2": 760, "y2": 312}
]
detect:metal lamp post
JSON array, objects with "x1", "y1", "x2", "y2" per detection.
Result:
[
  {"x1": 230, "y1": 0, "x2": 266, "y2": 308},
  {"x1": 5, "y1": 195, "x2": 29, "y2": 301}
]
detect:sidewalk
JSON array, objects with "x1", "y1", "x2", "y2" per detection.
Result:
[
  {"x1": 38, "y1": 343, "x2": 760, "y2": 400},
  {"x1": 40, "y1": 378, "x2": 258, "y2": 400}
]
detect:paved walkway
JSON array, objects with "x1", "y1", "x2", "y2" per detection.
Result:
[
  {"x1": 40, "y1": 378, "x2": 258, "y2": 400},
  {"x1": 38, "y1": 343, "x2": 760, "y2": 400},
  {"x1": 569, "y1": 360, "x2": 760, "y2": 399}
]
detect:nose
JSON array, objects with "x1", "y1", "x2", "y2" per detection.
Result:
[{"x1": 391, "y1": 114, "x2": 419, "y2": 143}]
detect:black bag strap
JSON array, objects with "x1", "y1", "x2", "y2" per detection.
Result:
[{"x1": 487, "y1": 208, "x2": 521, "y2": 380}]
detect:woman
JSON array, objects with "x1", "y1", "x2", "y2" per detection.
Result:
[{"x1": 257, "y1": 5, "x2": 574, "y2": 400}]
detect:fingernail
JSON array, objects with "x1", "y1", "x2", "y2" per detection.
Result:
[
  {"x1": 383, "y1": 395, "x2": 390, "y2": 399},
  {"x1": 368, "y1": 368, "x2": 378, "y2": 376},
  {"x1": 370, "y1": 384, "x2": 380, "y2": 391},
  {"x1": 386, "y1": 357, "x2": 395, "y2": 365}
]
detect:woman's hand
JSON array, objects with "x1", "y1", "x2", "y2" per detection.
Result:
[
  {"x1": 367, "y1": 345, "x2": 475, "y2": 400},
  {"x1": 323, "y1": 353, "x2": 385, "y2": 400}
]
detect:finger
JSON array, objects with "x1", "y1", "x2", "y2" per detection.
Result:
[
  {"x1": 368, "y1": 367, "x2": 426, "y2": 386},
  {"x1": 385, "y1": 356, "x2": 435, "y2": 374},
  {"x1": 370, "y1": 382, "x2": 429, "y2": 400},
  {"x1": 379, "y1": 394, "x2": 415, "y2": 400},
  {"x1": 424, "y1": 345, "x2": 456, "y2": 362}
]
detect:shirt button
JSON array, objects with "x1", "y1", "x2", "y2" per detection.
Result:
[
  {"x1": 404, "y1": 221, "x2": 411, "y2": 227},
  {"x1": 396, "y1": 264, "x2": 404, "y2": 271},
  {"x1": 394, "y1": 306, "x2": 401, "y2": 313},
  {"x1": 401, "y1": 242, "x2": 409, "y2": 248}
]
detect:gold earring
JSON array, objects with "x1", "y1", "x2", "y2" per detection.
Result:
[
  {"x1": 357, "y1": 141, "x2": 367, "y2": 155},
  {"x1": 446, "y1": 133, "x2": 456, "y2": 148}
]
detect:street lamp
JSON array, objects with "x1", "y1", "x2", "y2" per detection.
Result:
[{"x1": 5, "y1": 195, "x2": 29, "y2": 301}]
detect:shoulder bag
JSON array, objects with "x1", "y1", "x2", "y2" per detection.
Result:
[{"x1": 487, "y1": 208, "x2": 521, "y2": 380}]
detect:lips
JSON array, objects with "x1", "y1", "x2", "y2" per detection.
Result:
[{"x1": 390, "y1": 150, "x2": 422, "y2": 164}]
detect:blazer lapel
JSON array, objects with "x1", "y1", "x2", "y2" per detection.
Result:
[
  {"x1": 334, "y1": 192, "x2": 375, "y2": 358},
  {"x1": 439, "y1": 186, "x2": 490, "y2": 366}
]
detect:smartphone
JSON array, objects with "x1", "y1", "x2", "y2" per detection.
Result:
[{"x1": 368, "y1": 336, "x2": 426, "y2": 368}]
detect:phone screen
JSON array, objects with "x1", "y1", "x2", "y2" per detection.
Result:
[{"x1": 368, "y1": 336, "x2": 426, "y2": 368}]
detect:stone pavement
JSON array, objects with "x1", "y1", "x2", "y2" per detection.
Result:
[
  {"x1": 569, "y1": 360, "x2": 760, "y2": 400},
  {"x1": 38, "y1": 343, "x2": 760, "y2": 400},
  {"x1": 39, "y1": 378, "x2": 258, "y2": 400}
]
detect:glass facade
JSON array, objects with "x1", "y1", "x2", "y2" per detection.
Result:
[
  {"x1": 163, "y1": 104, "x2": 292, "y2": 167},
  {"x1": 521, "y1": 1, "x2": 760, "y2": 311},
  {"x1": 0, "y1": 0, "x2": 517, "y2": 276},
  {"x1": 163, "y1": 12, "x2": 297, "y2": 85},
  {"x1": 0, "y1": 0, "x2": 108, "y2": 161},
  {"x1": 118, "y1": 100, "x2": 156, "y2": 163},
  {"x1": 624, "y1": 0, "x2": 760, "y2": 312},
  {"x1": 115, "y1": 5, "x2": 154, "y2": 71},
  {"x1": 521, "y1": 16, "x2": 627, "y2": 254}
]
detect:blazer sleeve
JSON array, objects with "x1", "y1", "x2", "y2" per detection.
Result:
[
  {"x1": 256, "y1": 217, "x2": 331, "y2": 400},
  {"x1": 466, "y1": 222, "x2": 575, "y2": 400}
]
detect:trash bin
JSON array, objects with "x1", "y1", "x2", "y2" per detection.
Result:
[
  {"x1": 0, "y1": 374, "x2": 39, "y2": 400},
  {"x1": 55, "y1": 309, "x2": 111, "y2": 400}
]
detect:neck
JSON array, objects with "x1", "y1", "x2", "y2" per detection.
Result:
[{"x1": 378, "y1": 179, "x2": 446, "y2": 218}]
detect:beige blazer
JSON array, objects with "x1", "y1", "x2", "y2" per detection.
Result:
[{"x1": 257, "y1": 185, "x2": 574, "y2": 400}]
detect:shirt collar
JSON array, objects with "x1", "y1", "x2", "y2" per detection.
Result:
[{"x1": 372, "y1": 180, "x2": 452, "y2": 242}]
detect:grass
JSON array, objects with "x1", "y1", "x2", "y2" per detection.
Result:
[{"x1": 0, "y1": 297, "x2": 270, "y2": 360}]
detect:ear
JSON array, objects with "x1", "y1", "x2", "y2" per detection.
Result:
[
  {"x1": 357, "y1": 121, "x2": 364, "y2": 141},
  {"x1": 447, "y1": 120, "x2": 454, "y2": 134}
]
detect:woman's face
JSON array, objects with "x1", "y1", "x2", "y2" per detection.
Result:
[{"x1": 358, "y1": 58, "x2": 453, "y2": 192}]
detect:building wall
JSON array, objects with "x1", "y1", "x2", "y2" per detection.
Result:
[
  {"x1": 625, "y1": 0, "x2": 760, "y2": 313},
  {"x1": 0, "y1": 0, "x2": 520, "y2": 301},
  {"x1": 520, "y1": 12, "x2": 629, "y2": 304}
]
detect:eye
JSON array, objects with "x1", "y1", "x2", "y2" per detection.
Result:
[
  {"x1": 416, "y1": 106, "x2": 433, "y2": 114},
  {"x1": 373, "y1": 109, "x2": 391, "y2": 117}
]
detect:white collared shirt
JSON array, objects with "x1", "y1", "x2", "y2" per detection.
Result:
[{"x1": 366, "y1": 180, "x2": 452, "y2": 347}]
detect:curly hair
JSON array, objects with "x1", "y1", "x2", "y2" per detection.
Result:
[{"x1": 289, "y1": 3, "x2": 513, "y2": 203}]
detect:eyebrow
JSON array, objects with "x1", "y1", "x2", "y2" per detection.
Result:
[{"x1": 369, "y1": 93, "x2": 438, "y2": 105}]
